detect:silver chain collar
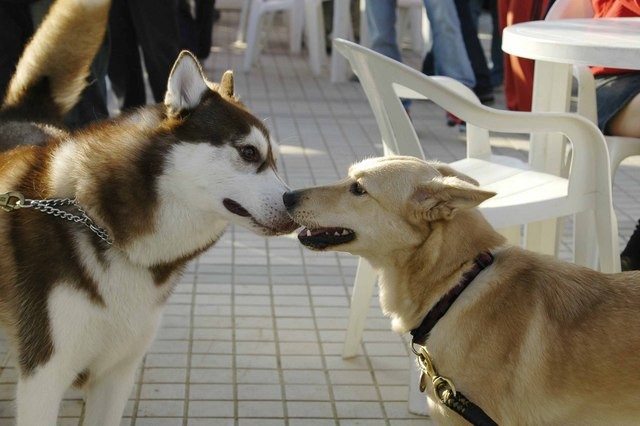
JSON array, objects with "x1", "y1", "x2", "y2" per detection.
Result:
[{"x1": 1, "y1": 191, "x2": 113, "y2": 245}]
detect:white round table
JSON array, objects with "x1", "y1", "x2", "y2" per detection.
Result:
[
  {"x1": 503, "y1": 18, "x2": 640, "y2": 69},
  {"x1": 502, "y1": 17, "x2": 640, "y2": 257},
  {"x1": 503, "y1": 18, "x2": 640, "y2": 174}
]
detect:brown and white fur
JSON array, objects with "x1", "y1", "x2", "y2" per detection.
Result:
[
  {"x1": 284, "y1": 156, "x2": 640, "y2": 425},
  {"x1": 0, "y1": 0, "x2": 297, "y2": 424}
]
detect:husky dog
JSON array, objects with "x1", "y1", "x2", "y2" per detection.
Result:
[
  {"x1": 284, "y1": 156, "x2": 640, "y2": 425},
  {"x1": 0, "y1": 0, "x2": 296, "y2": 424}
]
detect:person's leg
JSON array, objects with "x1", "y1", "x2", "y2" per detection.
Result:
[
  {"x1": 108, "y1": 0, "x2": 147, "y2": 109},
  {"x1": 0, "y1": 4, "x2": 34, "y2": 102},
  {"x1": 195, "y1": 0, "x2": 215, "y2": 59},
  {"x1": 128, "y1": 0, "x2": 182, "y2": 103},
  {"x1": 603, "y1": 82, "x2": 640, "y2": 271},
  {"x1": 454, "y1": 0, "x2": 493, "y2": 103},
  {"x1": 365, "y1": 0, "x2": 401, "y2": 62},
  {"x1": 489, "y1": 0, "x2": 503, "y2": 87},
  {"x1": 365, "y1": 0, "x2": 411, "y2": 111},
  {"x1": 64, "y1": 37, "x2": 110, "y2": 128},
  {"x1": 621, "y1": 218, "x2": 640, "y2": 271},
  {"x1": 498, "y1": 0, "x2": 551, "y2": 111},
  {"x1": 595, "y1": 72, "x2": 640, "y2": 137},
  {"x1": 608, "y1": 94, "x2": 640, "y2": 137},
  {"x1": 595, "y1": 73, "x2": 640, "y2": 270},
  {"x1": 468, "y1": 0, "x2": 483, "y2": 28},
  {"x1": 423, "y1": 0, "x2": 475, "y2": 89}
]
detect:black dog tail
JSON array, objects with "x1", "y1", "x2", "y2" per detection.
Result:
[{"x1": 0, "y1": 0, "x2": 111, "y2": 124}]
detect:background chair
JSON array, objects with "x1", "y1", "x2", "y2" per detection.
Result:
[
  {"x1": 333, "y1": 38, "x2": 620, "y2": 414},
  {"x1": 238, "y1": 0, "x2": 328, "y2": 76},
  {"x1": 572, "y1": 65, "x2": 640, "y2": 178},
  {"x1": 239, "y1": 0, "x2": 303, "y2": 72}
]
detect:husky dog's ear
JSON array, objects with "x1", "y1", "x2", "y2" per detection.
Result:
[
  {"x1": 164, "y1": 51, "x2": 209, "y2": 116},
  {"x1": 219, "y1": 70, "x2": 234, "y2": 98},
  {"x1": 411, "y1": 177, "x2": 495, "y2": 221}
]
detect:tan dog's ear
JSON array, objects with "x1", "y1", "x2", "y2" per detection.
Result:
[
  {"x1": 411, "y1": 177, "x2": 495, "y2": 221},
  {"x1": 432, "y1": 163, "x2": 479, "y2": 186}
]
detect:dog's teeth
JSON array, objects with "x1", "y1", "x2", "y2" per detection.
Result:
[
  {"x1": 341, "y1": 229, "x2": 350, "y2": 235},
  {"x1": 306, "y1": 229, "x2": 312, "y2": 237},
  {"x1": 334, "y1": 231, "x2": 340, "y2": 236}
]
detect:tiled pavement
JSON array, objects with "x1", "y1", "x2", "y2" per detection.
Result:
[{"x1": 2, "y1": 7, "x2": 640, "y2": 426}]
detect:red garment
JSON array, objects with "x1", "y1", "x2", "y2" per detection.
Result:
[
  {"x1": 592, "y1": 0, "x2": 640, "y2": 17},
  {"x1": 591, "y1": 0, "x2": 640, "y2": 75},
  {"x1": 499, "y1": 0, "x2": 552, "y2": 111}
]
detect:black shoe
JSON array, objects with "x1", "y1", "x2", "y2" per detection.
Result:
[
  {"x1": 621, "y1": 219, "x2": 640, "y2": 271},
  {"x1": 475, "y1": 91, "x2": 495, "y2": 105}
]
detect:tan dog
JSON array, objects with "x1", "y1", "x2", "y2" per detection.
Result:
[{"x1": 284, "y1": 156, "x2": 640, "y2": 425}]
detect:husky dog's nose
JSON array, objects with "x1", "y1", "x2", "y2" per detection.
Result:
[{"x1": 283, "y1": 191, "x2": 300, "y2": 209}]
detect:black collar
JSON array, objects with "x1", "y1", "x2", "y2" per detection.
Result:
[{"x1": 410, "y1": 252, "x2": 494, "y2": 345}]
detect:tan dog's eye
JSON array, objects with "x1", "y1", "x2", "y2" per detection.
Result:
[
  {"x1": 239, "y1": 145, "x2": 259, "y2": 163},
  {"x1": 350, "y1": 182, "x2": 367, "y2": 196}
]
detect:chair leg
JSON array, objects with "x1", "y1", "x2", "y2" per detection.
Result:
[
  {"x1": 243, "y1": 0, "x2": 264, "y2": 72},
  {"x1": 342, "y1": 257, "x2": 377, "y2": 359},
  {"x1": 304, "y1": 0, "x2": 325, "y2": 76},
  {"x1": 594, "y1": 205, "x2": 621, "y2": 273},
  {"x1": 235, "y1": 0, "x2": 252, "y2": 45},
  {"x1": 524, "y1": 219, "x2": 562, "y2": 256},
  {"x1": 496, "y1": 225, "x2": 521, "y2": 246},
  {"x1": 289, "y1": 1, "x2": 304, "y2": 53},
  {"x1": 573, "y1": 210, "x2": 598, "y2": 270}
]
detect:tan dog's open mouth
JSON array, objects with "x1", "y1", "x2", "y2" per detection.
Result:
[{"x1": 297, "y1": 226, "x2": 355, "y2": 250}]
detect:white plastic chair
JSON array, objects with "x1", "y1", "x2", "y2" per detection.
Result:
[
  {"x1": 240, "y1": 0, "x2": 304, "y2": 72},
  {"x1": 240, "y1": 0, "x2": 328, "y2": 76},
  {"x1": 573, "y1": 65, "x2": 640, "y2": 178},
  {"x1": 333, "y1": 38, "x2": 620, "y2": 413},
  {"x1": 303, "y1": 0, "x2": 328, "y2": 76}
]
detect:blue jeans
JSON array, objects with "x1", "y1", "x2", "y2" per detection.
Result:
[
  {"x1": 365, "y1": 0, "x2": 409, "y2": 108},
  {"x1": 365, "y1": 0, "x2": 475, "y2": 89},
  {"x1": 423, "y1": 0, "x2": 475, "y2": 88},
  {"x1": 365, "y1": 0, "x2": 402, "y2": 63}
]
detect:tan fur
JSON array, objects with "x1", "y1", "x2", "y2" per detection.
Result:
[
  {"x1": 2, "y1": 0, "x2": 110, "y2": 114},
  {"x1": 286, "y1": 156, "x2": 640, "y2": 425}
]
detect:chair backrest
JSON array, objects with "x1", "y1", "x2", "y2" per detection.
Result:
[{"x1": 332, "y1": 38, "x2": 613, "y2": 206}]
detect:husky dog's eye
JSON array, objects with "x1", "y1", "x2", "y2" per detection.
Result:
[
  {"x1": 350, "y1": 182, "x2": 367, "y2": 196},
  {"x1": 239, "y1": 145, "x2": 259, "y2": 162}
]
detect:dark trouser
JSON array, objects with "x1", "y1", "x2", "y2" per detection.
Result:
[
  {"x1": 179, "y1": 0, "x2": 216, "y2": 60},
  {"x1": 0, "y1": 3, "x2": 33, "y2": 103},
  {"x1": 454, "y1": 0, "x2": 492, "y2": 97},
  {"x1": 108, "y1": 0, "x2": 181, "y2": 109},
  {"x1": 422, "y1": 0, "x2": 493, "y2": 98}
]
